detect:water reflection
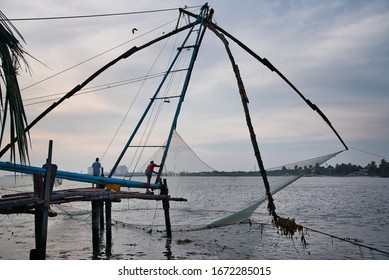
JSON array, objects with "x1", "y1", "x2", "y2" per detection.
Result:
[{"x1": 163, "y1": 238, "x2": 174, "y2": 259}]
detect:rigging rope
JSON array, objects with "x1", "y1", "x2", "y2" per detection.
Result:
[
  {"x1": 100, "y1": 33, "x2": 172, "y2": 163},
  {"x1": 20, "y1": 18, "x2": 178, "y2": 92},
  {"x1": 107, "y1": 7, "x2": 208, "y2": 177},
  {"x1": 123, "y1": 20, "x2": 191, "y2": 178},
  {"x1": 18, "y1": 70, "x2": 188, "y2": 107},
  {"x1": 0, "y1": 17, "x2": 201, "y2": 158},
  {"x1": 349, "y1": 146, "x2": 389, "y2": 161},
  {"x1": 17, "y1": 6, "x2": 202, "y2": 94},
  {"x1": 8, "y1": 6, "x2": 203, "y2": 21},
  {"x1": 180, "y1": 8, "x2": 348, "y2": 151}
]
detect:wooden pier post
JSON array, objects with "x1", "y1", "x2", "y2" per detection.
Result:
[
  {"x1": 31, "y1": 174, "x2": 44, "y2": 260},
  {"x1": 99, "y1": 201, "x2": 104, "y2": 231},
  {"x1": 105, "y1": 200, "x2": 112, "y2": 257},
  {"x1": 161, "y1": 179, "x2": 172, "y2": 238},
  {"x1": 91, "y1": 200, "x2": 100, "y2": 258},
  {"x1": 99, "y1": 168, "x2": 105, "y2": 231},
  {"x1": 31, "y1": 140, "x2": 57, "y2": 260}
]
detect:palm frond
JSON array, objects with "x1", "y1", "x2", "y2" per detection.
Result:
[{"x1": 0, "y1": 10, "x2": 31, "y2": 164}]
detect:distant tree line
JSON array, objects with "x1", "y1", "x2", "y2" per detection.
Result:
[
  {"x1": 283, "y1": 159, "x2": 389, "y2": 177},
  {"x1": 179, "y1": 159, "x2": 389, "y2": 177},
  {"x1": 311, "y1": 159, "x2": 389, "y2": 177}
]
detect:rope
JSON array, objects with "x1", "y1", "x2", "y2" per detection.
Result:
[
  {"x1": 246, "y1": 221, "x2": 389, "y2": 258},
  {"x1": 147, "y1": 201, "x2": 160, "y2": 233},
  {"x1": 302, "y1": 225, "x2": 389, "y2": 257},
  {"x1": 8, "y1": 6, "x2": 203, "y2": 21},
  {"x1": 124, "y1": 37, "x2": 181, "y2": 178},
  {"x1": 53, "y1": 204, "x2": 91, "y2": 221},
  {"x1": 124, "y1": 15, "x2": 192, "y2": 178},
  {"x1": 100, "y1": 34, "x2": 172, "y2": 163},
  {"x1": 349, "y1": 146, "x2": 389, "y2": 161},
  {"x1": 21, "y1": 72, "x2": 168, "y2": 106},
  {"x1": 20, "y1": 18, "x2": 178, "y2": 92}
]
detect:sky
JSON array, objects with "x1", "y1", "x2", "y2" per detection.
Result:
[{"x1": 1, "y1": 0, "x2": 388, "y2": 174}]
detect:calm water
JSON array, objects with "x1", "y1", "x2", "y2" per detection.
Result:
[{"x1": 0, "y1": 175, "x2": 388, "y2": 260}]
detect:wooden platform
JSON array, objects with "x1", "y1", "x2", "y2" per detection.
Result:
[
  {"x1": 1, "y1": 166, "x2": 184, "y2": 258},
  {"x1": 0, "y1": 187, "x2": 187, "y2": 215}
]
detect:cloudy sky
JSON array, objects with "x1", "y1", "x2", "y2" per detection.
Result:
[{"x1": 1, "y1": 0, "x2": 388, "y2": 173}]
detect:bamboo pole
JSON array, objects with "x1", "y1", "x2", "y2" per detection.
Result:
[
  {"x1": 156, "y1": 6, "x2": 210, "y2": 182},
  {"x1": 208, "y1": 28, "x2": 278, "y2": 221},
  {"x1": 181, "y1": 7, "x2": 347, "y2": 150}
]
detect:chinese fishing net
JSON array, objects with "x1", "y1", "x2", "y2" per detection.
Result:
[{"x1": 116, "y1": 130, "x2": 343, "y2": 231}]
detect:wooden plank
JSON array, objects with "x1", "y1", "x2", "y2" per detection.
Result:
[
  {"x1": 0, "y1": 194, "x2": 34, "y2": 201},
  {"x1": 1, "y1": 187, "x2": 187, "y2": 214}
]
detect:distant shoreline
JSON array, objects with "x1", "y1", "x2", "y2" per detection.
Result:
[{"x1": 2, "y1": 159, "x2": 388, "y2": 178}]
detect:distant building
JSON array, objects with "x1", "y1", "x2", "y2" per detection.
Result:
[
  {"x1": 114, "y1": 165, "x2": 128, "y2": 176},
  {"x1": 87, "y1": 165, "x2": 128, "y2": 176}
]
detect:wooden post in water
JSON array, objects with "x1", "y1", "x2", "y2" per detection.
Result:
[
  {"x1": 91, "y1": 200, "x2": 100, "y2": 257},
  {"x1": 99, "y1": 168, "x2": 105, "y2": 231},
  {"x1": 31, "y1": 140, "x2": 57, "y2": 260},
  {"x1": 99, "y1": 201, "x2": 104, "y2": 231},
  {"x1": 105, "y1": 200, "x2": 112, "y2": 257},
  {"x1": 30, "y1": 173, "x2": 44, "y2": 260},
  {"x1": 161, "y1": 179, "x2": 172, "y2": 238}
]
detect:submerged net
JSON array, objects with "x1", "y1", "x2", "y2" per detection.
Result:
[{"x1": 205, "y1": 151, "x2": 342, "y2": 228}]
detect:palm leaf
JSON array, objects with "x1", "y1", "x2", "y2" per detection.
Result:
[{"x1": 0, "y1": 11, "x2": 31, "y2": 164}]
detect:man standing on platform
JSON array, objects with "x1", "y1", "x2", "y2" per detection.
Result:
[
  {"x1": 145, "y1": 160, "x2": 160, "y2": 194},
  {"x1": 92, "y1": 158, "x2": 101, "y2": 188}
]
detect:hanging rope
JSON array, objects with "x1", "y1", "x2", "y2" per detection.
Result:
[
  {"x1": 108, "y1": 7, "x2": 208, "y2": 177},
  {"x1": 100, "y1": 32, "x2": 173, "y2": 163},
  {"x1": 124, "y1": 21, "x2": 190, "y2": 178}
]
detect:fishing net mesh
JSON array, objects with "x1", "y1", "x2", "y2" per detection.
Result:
[
  {"x1": 137, "y1": 130, "x2": 216, "y2": 174},
  {"x1": 124, "y1": 130, "x2": 342, "y2": 230}
]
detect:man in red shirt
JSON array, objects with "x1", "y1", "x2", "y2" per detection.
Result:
[{"x1": 145, "y1": 161, "x2": 160, "y2": 194}]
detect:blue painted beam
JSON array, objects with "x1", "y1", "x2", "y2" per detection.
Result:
[{"x1": 0, "y1": 161, "x2": 161, "y2": 189}]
